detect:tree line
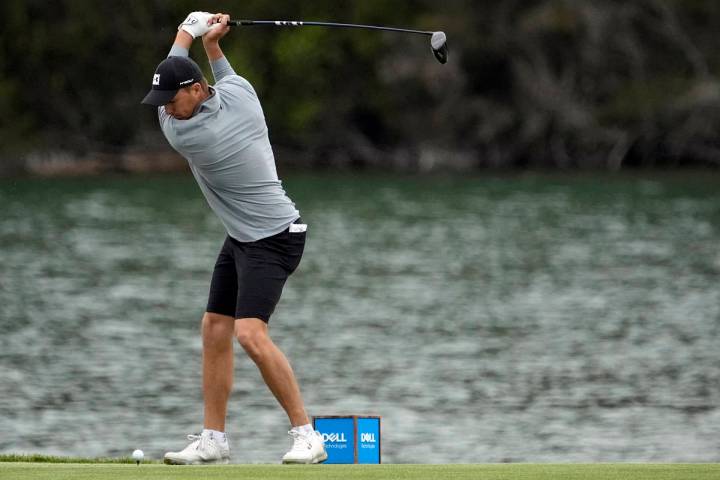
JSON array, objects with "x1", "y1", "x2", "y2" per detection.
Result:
[{"x1": 2, "y1": 0, "x2": 720, "y2": 174}]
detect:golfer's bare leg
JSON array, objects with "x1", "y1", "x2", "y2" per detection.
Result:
[
  {"x1": 235, "y1": 318, "x2": 310, "y2": 426},
  {"x1": 202, "y1": 312, "x2": 235, "y2": 431}
]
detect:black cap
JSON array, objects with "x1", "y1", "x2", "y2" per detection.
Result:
[{"x1": 141, "y1": 56, "x2": 203, "y2": 106}]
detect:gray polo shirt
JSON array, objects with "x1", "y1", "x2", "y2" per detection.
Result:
[{"x1": 158, "y1": 46, "x2": 299, "y2": 242}]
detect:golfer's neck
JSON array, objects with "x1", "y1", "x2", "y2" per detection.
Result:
[{"x1": 189, "y1": 88, "x2": 212, "y2": 117}]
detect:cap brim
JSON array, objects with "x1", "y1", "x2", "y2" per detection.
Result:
[{"x1": 141, "y1": 88, "x2": 178, "y2": 106}]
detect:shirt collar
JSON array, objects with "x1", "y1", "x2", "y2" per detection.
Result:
[{"x1": 193, "y1": 86, "x2": 218, "y2": 116}]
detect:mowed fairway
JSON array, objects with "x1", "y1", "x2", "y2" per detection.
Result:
[{"x1": 1, "y1": 463, "x2": 719, "y2": 480}]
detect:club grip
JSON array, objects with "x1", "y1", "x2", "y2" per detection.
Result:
[
  {"x1": 227, "y1": 20, "x2": 309, "y2": 27},
  {"x1": 227, "y1": 20, "x2": 253, "y2": 27}
]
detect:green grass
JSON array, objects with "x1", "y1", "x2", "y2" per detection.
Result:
[
  {"x1": 0, "y1": 454, "x2": 158, "y2": 464},
  {"x1": 0, "y1": 462, "x2": 718, "y2": 480}
]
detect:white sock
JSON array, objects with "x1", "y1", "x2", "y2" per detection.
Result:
[
  {"x1": 202, "y1": 429, "x2": 228, "y2": 445},
  {"x1": 294, "y1": 424, "x2": 314, "y2": 436}
]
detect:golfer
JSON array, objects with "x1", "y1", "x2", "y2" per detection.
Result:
[{"x1": 141, "y1": 12, "x2": 326, "y2": 465}]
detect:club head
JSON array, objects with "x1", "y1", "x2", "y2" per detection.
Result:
[{"x1": 431, "y1": 31, "x2": 448, "y2": 64}]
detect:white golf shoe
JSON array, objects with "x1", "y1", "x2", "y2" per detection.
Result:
[
  {"x1": 164, "y1": 433, "x2": 230, "y2": 465},
  {"x1": 282, "y1": 428, "x2": 328, "y2": 464}
]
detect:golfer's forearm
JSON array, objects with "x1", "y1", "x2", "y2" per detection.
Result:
[
  {"x1": 203, "y1": 40, "x2": 224, "y2": 62},
  {"x1": 205, "y1": 41, "x2": 236, "y2": 81},
  {"x1": 169, "y1": 31, "x2": 193, "y2": 56}
]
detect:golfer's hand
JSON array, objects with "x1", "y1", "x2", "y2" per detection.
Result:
[
  {"x1": 203, "y1": 13, "x2": 231, "y2": 44},
  {"x1": 178, "y1": 11, "x2": 214, "y2": 39}
]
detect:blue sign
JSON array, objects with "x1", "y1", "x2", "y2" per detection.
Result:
[
  {"x1": 314, "y1": 417, "x2": 355, "y2": 464},
  {"x1": 357, "y1": 417, "x2": 380, "y2": 464},
  {"x1": 313, "y1": 416, "x2": 382, "y2": 464}
]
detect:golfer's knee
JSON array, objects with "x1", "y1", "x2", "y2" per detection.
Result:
[
  {"x1": 235, "y1": 321, "x2": 270, "y2": 360},
  {"x1": 202, "y1": 312, "x2": 234, "y2": 347}
]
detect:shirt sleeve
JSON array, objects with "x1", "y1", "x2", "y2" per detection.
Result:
[
  {"x1": 168, "y1": 44, "x2": 189, "y2": 58},
  {"x1": 211, "y1": 56, "x2": 237, "y2": 82},
  {"x1": 158, "y1": 105, "x2": 169, "y2": 123}
]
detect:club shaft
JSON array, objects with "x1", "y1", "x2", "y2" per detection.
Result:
[{"x1": 228, "y1": 20, "x2": 432, "y2": 36}]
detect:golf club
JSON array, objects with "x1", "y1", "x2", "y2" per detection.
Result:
[{"x1": 227, "y1": 19, "x2": 448, "y2": 64}]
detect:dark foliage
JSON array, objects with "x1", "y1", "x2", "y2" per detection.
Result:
[{"x1": 2, "y1": 0, "x2": 720, "y2": 171}]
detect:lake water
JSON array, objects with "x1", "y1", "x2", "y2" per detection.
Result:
[{"x1": 0, "y1": 172, "x2": 718, "y2": 463}]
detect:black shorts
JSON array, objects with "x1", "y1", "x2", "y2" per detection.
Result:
[{"x1": 206, "y1": 220, "x2": 306, "y2": 322}]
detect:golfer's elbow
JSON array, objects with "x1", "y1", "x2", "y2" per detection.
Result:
[{"x1": 210, "y1": 57, "x2": 237, "y2": 82}]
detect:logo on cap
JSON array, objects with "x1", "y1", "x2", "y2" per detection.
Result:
[{"x1": 153, "y1": 74, "x2": 160, "y2": 86}]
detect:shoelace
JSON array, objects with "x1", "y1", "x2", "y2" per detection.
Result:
[{"x1": 288, "y1": 430, "x2": 313, "y2": 452}]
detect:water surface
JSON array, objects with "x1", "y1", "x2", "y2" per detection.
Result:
[{"x1": 0, "y1": 172, "x2": 718, "y2": 462}]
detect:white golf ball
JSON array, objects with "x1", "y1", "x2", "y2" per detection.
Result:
[{"x1": 132, "y1": 449, "x2": 144, "y2": 462}]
